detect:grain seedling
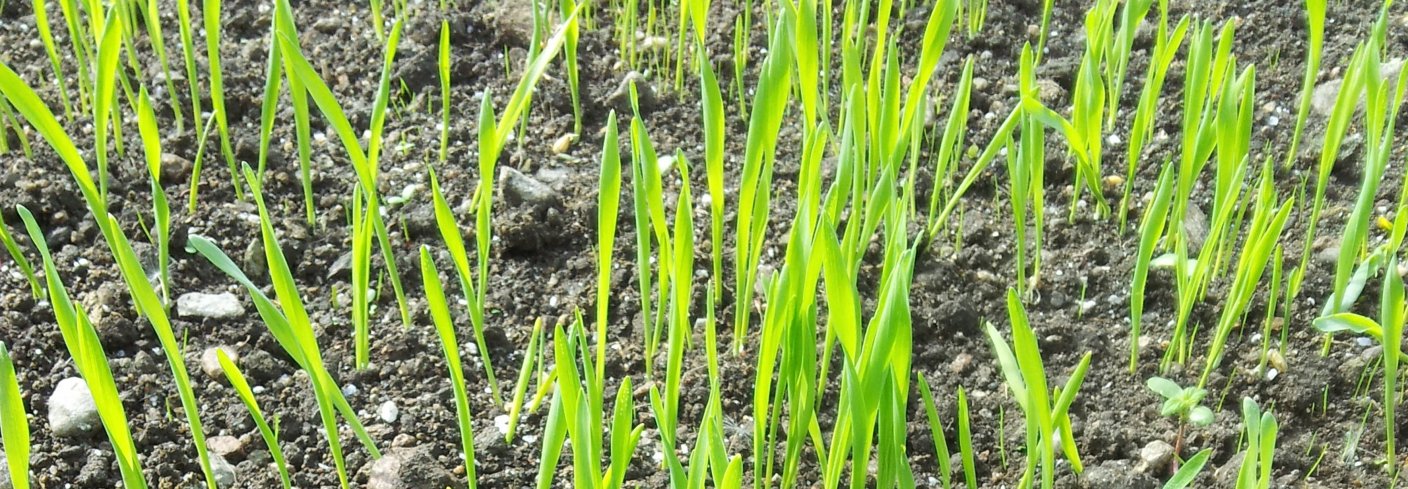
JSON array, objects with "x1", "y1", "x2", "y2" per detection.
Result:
[
  {"x1": 0, "y1": 342, "x2": 28, "y2": 489},
  {"x1": 216, "y1": 350, "x2": 293, "y2": 489},
  {"x1": 1146, "y1": 376, "x2": 1214, "y2": 471},
  {"x1": 505, "y1": 318, "x2": 543, "y2": 442},
  {"x1": 1325, "y1": 43, "x2": 1407, "y2": 318},
  {"x1": 1292, "y1": 43, "x2": 1369, "y2": 309},
  {"x1": 986, "y1": 289, "x2": 1093, "y2": 489},
  {"x1": 700, "y1": 53, "x2": 726, "y2": 299},
  {"x1": 1, "y1": 61, "x2": 222, "y2": 488},
  {"x1": 253, "y1": 0, "x2": 316, "y2": 224},
  {"x1": 1129, "y1": 165, "x2": 1175, "y2": 370},
  {"x1": 561, "y1": 0, "x2": 583, "y2": 135},
  {"x1": 1314, "y1": 256, "x2": 1406, "y2": 477},
  {"x1": 278, "y1": 19, "x2": 415, "y2": 367},
  {"x1": 1104, "y1": 0, "x2": 1153, "y2": 124},
  {"x1": 92, "y1": 8, "x2": 122, "y2": 201},
  {"x1": 428, "y1": 2, "x2": 583, "y2": 403},
  {"x1": 1197, "y1": 157, "x2": 1294, "y2": 386},
  {"x1": 17, "y1": 206, "x2": 145, "y2": 489},
  {"x1": 1118, "y1": 2, "x2": 1189, "y2": 231},
  {"x1": 1283, "y1": 0, "x2": 1327, "y2": 170},
  {"x1": 537, "y1": 317, "x2": 644, "y2": 489},
  {"x1": 419, "y1": 247, "x2": 481, "y2": 487},
  {"x1": 30, "y1": 0, "x2": 74, "y2": 120},
  {"x1": 918, "y1": 377, "x2": 978, "y2": 489},
  {"x1": 204, "y1": 0, "x2": 239, "y2": 197},
  {"x1": 594, "y1": 112, "x2": 622, "y2": 384},
  {"x1": 188, "y1": 167, "x2": 381, "y2": 488},
  {"x1": 734, "y1": 12, "x2": 793, "y2": 353},
  {"x1": 0, "y1": 210, "x2": 40, "y2": 300},
  {"x1": 1235, "y1": 398, "x2": 1279, "y2": 489},
  {"x1": 1066, "y1": 0, "x2": 1116, "y2": 218},
  {"x1": 136, "y1": 0, "x2": 184, "y2": 131},
  {"x1": 438, "y1": 0, "x2": 452, "y2": 163},
  {"x1": 135, "y1": 88, "x2": 173, "y2": 305}
]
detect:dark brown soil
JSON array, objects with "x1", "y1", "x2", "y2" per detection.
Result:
[{"x1": 1, "y1": 0, "x2": 1406, "y2": 487}]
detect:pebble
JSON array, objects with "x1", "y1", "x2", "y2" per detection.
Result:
[
  {"x1": 1137, "y1": 440, "x2": 1175, "y2": 473},
  {"x1": 211, "y1": 453, "x2": 238, "y2": 488},
  {"x1": 342, "y1": 384, "x2": 360, "y2": 397},
  {"x1": 1078, "y1": 300, "x2": 1097, "y2": 316},
  {"x1": 176, "y1": 292, "x2": 245, "y2": 320},
  {"x1": 379, "y1": 400, "x2": 400, "y2": 424},
  {"x1": 48, "y1": 377, "x2": 99, "y2": 438},
  {"x1": 499, "y1": 166, "x2": 561, "y2": 207},
  {"x1": 200, "y1": 346, "x2": 239, "y2": 381},
  {"x1": 207, "y1": 435, "x2": 245, "y2": 460},
  {"x1": 368, "y1": 447, "x2": 453, "y2": 489}
]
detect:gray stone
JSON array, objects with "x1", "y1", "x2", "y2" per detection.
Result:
[
  {"x1": 1137, "y1": 440, "x2": 1175, "y2": 473},
  {"x1": 177, "y1": 292, "x2": 245, "y2": 320},
  {"x1": 378, "y1": 400, "x2": 400, "y2": 424},
  {"x1": 367, "y1": 447, "x2": 453, "y2": 489},
  {"x1": 200, "y1": 346, "x2": 240, "y2": 381},
  {"x1": 48, "y1": 377, "x2": 99, "y2": 438},
  {"x1": 207, "y1": 435, "x2": 245, "y2": 460},
  {"x1": 1082, "y1": 460, "x2": 1158, "y2": 489},
  {"x1": 499, "y1": 166, "x2": 561, "y2": 207},
  {"x1": 211, "y1": 453, "x2": 237, "y2": 488}
]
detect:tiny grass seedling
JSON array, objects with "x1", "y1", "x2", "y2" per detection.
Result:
[
  {"x1": 1235, "y1": 398, "x2": 1279, "y2": 489},
  {"x1": 216, "y1": 350, "x2": 293, "y2": 489},
  {"x1": 0, "y1": 342, "x2": 28, "y2": 489},
  {"x1": 986, "y1": 289, "x2": 1093, "y2": 489},
  {"x1": 18, "y1": 206, "x2": 146, "y2": 488}
]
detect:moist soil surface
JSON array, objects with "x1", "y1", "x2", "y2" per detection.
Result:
[{"x1": 1, "y1": 0, "x2": 1406, "y2": 487}]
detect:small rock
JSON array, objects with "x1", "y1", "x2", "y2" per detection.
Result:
[
  {"x1": 328, "y1": 252, "x2": 354, "y2": 280},
  {"x1": 1137, "y1": 440, "x2": 1175, "y2": 473},
  {"x1": 1035, "y1": 79, "x2": 1065, "y2": 104},
  {"x1": 499, "y1": 166, "x2": 561, "y2": 207},
  {"x1": 242, "y1": 240, "x2": 267, "y2": 280},
  {"x1": 1082, "y1": 460, "x2": 1157, "y2": 489},
  {"x1": 367, "y1": 447, "x2": 453, "y2": 489},
  {"x1": 379, "y1": 400, "x2": 400, "y2": 423},
  {"x1": 49, "y1": 377, "x2": 100, "y2": 438},
  {"x1": 177, "y1": 292, "x2": 245, "y2": 320},
  {"x1": 392, "y1": 433, "x2": 416, "y2": 448},
  {"x1": 207, "y1": 435, "x2": 245, "y2": 460},
  {"x1": 200, "y1": 346, "x2": 239, "y2": 381},
  {"x1": 1078, "y1": 300, "x2": 1097, "y2": 316},
  {"x1": 210, "y1": 453, "x2": 237, "y2": 488},
  {"x1": 159, "y1": 153, "x2": 193, "y2": 183}
]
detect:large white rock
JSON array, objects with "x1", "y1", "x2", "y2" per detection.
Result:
[
  {"x1": 177, "y1": 292, "x2": 245, "y2": 319},
  {"x1": 48, "y1": 377, "x2": 99, "y2": 438}
]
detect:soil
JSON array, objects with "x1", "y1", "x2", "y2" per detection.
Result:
[{"x1": 0, "y1": 0, "x2": 1406, "y2": 487}]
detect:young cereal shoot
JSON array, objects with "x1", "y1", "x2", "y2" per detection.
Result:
[
  {"x1": 1314, "y1": 257, "x2": 1406, "y2": 477},
  {"x1": 0, "y1": 62, "x2": 222, "y2": 488},
  {"x1": 429, "y1": 2, "x2": 583, "y2": 403},
  {"x1": 419, "y1": 247, "x2": 480, "y2": 487},
  {"x1": 1235, "y1": 398, "x2": 1279, "y2": 489},
  {"x1": 278, "y1": 19, "x2": 415, "y2": 367},
  {"x1": 0, "y1": 210, "x2": 40, "y2": 299},
  {"x1": 0, "y1": 342, "x2": 28, "y2": 489},
  {"x1": 17, "y1": 206, "x2": 145, "y2": 488},
  {"x1": 204, "y1": 0, "x2": 239, "y2": 197},
  {"x1": 986, "y1": 289, "x2": 1093, "y2": 489},
  {"x1": 216, "y1": 350, "x2": 293, "y2": 489},
  {"x1": 189, "y1": 166, "x2": 382, "y2": 489}
]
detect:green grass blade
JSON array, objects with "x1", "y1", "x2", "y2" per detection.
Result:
[
  {"x1": 0, "y1": 342, "x2": 29, "y2": 489},
  {"x1": 420, "y1": 247, "x2": 479, "y2": 487},
  {"x1": 217, "y1": 350, "x2": 292, "y2": 489}
]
